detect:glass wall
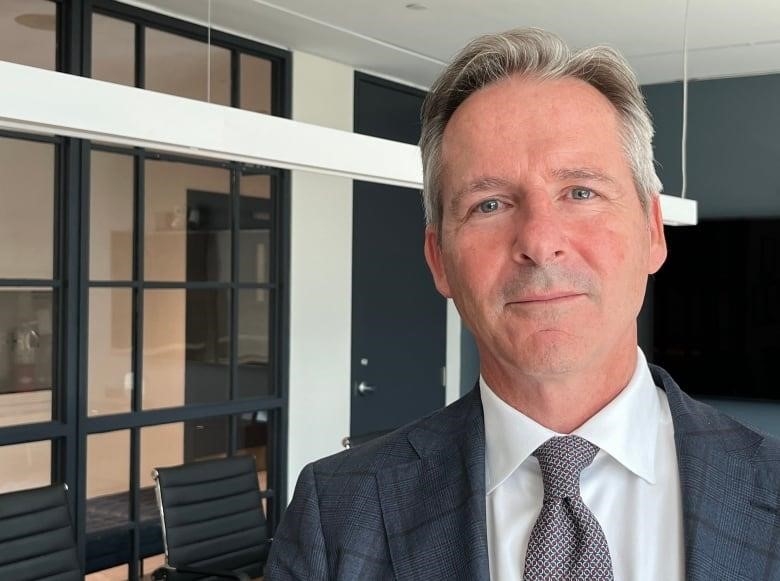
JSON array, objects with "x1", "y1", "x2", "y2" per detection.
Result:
[
  {"x1": 0, "y1": 440, "x2": 52, "y2": 493},
  {"x1": 0, "y1": 132, "x2": 60, "y2": 496},
  {"x1": 90, "y1": 3, "x2": 277, "y2": 114},
  {"x1": 145, "y1": 28, "x2": 231, "y2": 105},
  {"x1": 82, "y1": 147, "x2": 284, "y2": 577},
  {"x1": 0, "y1": 2, "x2": 290, "y2": 580}
]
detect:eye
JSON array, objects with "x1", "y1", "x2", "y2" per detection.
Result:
[
  {"x1": 571, "y1": 187, "x2": 594, "y2": 201},
  {"x1": 477, "y1": 199, "x2": 501, "y2": 213}
]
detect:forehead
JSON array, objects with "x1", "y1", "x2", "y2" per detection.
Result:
[{"x1": 439, "y1": 75, "x2": 627, "y2": 184}]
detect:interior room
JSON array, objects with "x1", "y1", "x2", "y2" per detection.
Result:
[{"x1": 0, "y1": 0, "x2": 779, "y2": 579}]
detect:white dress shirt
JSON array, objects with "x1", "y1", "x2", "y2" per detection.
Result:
[{"x1": 482, "y1": 348, "x2": 685, "y2": 581}]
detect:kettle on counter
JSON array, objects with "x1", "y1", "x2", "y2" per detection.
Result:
[{"x1": 11, "y1": 322, "x2": 39, "y2": 392}]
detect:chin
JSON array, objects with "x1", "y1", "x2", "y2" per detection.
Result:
[
  {"x1": 512, "y1": 332, "x2": 585, "y2": 376},
  {"x1": 518, "y1": 355, "x2": 580, "y2": 377}
]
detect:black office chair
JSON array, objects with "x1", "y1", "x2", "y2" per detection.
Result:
[
  {"x1": 0, "y1": 483, "x2": 81, "y2": 581},
  {"x1": 152, "y1": 455, "x2": 272, "y2": 581}
]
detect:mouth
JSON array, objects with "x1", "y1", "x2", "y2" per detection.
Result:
[{"x1": 507, "y1": 291, "x2": 585, "y2": 305}]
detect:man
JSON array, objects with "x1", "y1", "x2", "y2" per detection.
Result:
[{"x1": 267, "y1": 28, "x2": 780, "y2": 580}]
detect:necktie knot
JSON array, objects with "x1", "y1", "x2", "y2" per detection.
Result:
[
  {"x1": 533, "y1": 435, "x2": 598, "y2": 499},
  {"x1": 525, "y1": 435, "x2": 613, "y2": 579}
]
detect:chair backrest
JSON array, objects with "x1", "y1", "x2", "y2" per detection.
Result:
[
  {"x1": 0, "y1": 484, "x2": 81, "y2": 581},
  {"x1": 153, "y1": 455, "x2": 268, "y2": 575}
]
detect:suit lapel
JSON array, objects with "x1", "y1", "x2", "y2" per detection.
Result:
[
  {"x1": 651, "y1": 365, "x2": 778, "y2": 581},
  {"x1": 376, "y1": 389, "x2": 490, "y2": 581}
]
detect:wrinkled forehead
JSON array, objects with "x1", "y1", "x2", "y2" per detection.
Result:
[{"x1": 439, "y1": 75, "x2": 628, "y2": 189}]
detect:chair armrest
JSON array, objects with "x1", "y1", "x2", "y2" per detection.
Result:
[{"x1": 153, "y1": 564, "x2": 250, "y2": 581}]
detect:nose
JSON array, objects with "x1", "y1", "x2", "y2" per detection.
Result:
[{"x1": 511, "y1": 196, "x2": 566, "y2": 266}]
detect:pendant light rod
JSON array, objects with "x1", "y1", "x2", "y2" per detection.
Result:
[
  {"x1": 207, "y1": 0, "x2": 212, "y2": 103},
  {"x1": 680, "y1": 0, "x2": 690, "y2": 199}
]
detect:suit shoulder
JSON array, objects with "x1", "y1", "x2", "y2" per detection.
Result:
[
  {"x1": 754, "y1": 429, "x2": 780, "y2": 461},
  {"x1": 651, "y1": 364, "x2": 780, "y2": 476},
  {"x1": 309, "y1": 389, "x2": 479, "y2": 479}
]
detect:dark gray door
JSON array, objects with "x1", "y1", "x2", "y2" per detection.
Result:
[{"x1": 350, "y1": 74, "x2": 446, "y2": 436}]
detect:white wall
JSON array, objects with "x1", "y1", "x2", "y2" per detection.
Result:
[{"x1": 287, "y1": 52, "x2": 354, "y2": 500}]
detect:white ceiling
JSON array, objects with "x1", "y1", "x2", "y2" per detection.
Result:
[{"x1": 124, "y1": 0, "x2": 780, "y2": 88}]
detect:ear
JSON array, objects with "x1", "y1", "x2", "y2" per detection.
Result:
[
  {"x1": 424, "y1": 226, "x2": 453, "y2": 298},
  {"x1": 647, "y1": 193, "x2": 667, "y2": 274}
]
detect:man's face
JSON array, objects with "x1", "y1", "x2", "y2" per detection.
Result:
[{"x1": 424, "y1": 75, "x2": 667, "y2": 380}]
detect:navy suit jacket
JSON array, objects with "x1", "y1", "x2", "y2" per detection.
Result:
[{"x1": 267, "y1": 366, "x2": 780, "y2": 580}]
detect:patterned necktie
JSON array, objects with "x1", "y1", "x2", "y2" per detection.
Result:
[{"x1": 523, "y1": 435, "x2": 614, "y2": 581}]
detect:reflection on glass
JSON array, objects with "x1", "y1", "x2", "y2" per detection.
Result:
[
  {"x1": 0, "y1": 389, "x2": 51, "y2": 428},
  {"x1": 0, "y1": 0, "x2": 56, "y2": 71},
  {"x1": 236, "y1": 411, "x2": 270, "y2": 512},
  {"x1": 91, "y1": 13, "x2": 135, "y2": 86},
  {"x1": 238, "y1": 289, "x2": 271, "y2": 398},
  {"x1": 0, "y1": 137, "x2": 54, "y2": 279},
  {"x1": 88, "y1": 289, "x2": 132, "y2": 416},
  {"x1": 240, "y1": 54, "x2": 272, "y2": 114},
  {"x1": 0, "y1": 440, "x2": 50, "y2": 493},
  {"x1": 240, "y1": 172, "x2": 271, "y2": 198},
  {"x1": 90, "y1": 150, "x2": 134, "y2": 281},
  {"x1": 144, "y1": 160, "x2": 230, "y2": 282},
  {"x1": 0, "y1": 289, "x2": 53, "y2": 399},
  {"x1": 239, "y1": 173, "x2": 272, "y2": 284},
  {"x1": 143, "y1": 289, "x2": 229, "y2": 409},
  {"x1": 143, "y1": 289, "x2": 184, "y2": 410},
  {"x1": 145, "y1": 28, "x2": 230, "y2": 106},
  {"x1": 86, "y1": 430, "x2": 130, "y2": 532}
]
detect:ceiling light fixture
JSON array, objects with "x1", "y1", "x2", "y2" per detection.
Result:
[{"x1": 14, "y1": 14, "x2": 56, "y2": 31}]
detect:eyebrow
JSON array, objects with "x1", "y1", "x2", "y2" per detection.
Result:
[{"x1": 550, "y1": 167, "x2": 617, "y2": 185}]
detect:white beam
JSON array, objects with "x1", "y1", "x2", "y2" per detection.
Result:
[
  {"x1": 659, "y1": 194, "x2": 698, "y2": 226},
  {"x1": 0, "y1": 60, "x2": 422, "y2": 188},
  {"x1": 0, "y1": 61, "x2": 697, "y2": 225}
]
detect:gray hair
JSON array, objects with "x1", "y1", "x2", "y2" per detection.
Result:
[{"x1": 419, "y1": 28, "x2": 662, "y2": 231}]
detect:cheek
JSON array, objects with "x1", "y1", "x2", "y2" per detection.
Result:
[
  {"x1": 577, "y1": 222, "x2": 626, "y2": 265},
  {"x1": 444, "y1": 245, "x2": 485, "y2": 296},
  {"x1": 580, "y1": 223, "x2": 648, "y2": 293},
  {"x1": 442, "y1": 233, "x2": 504, "y2": 300}
]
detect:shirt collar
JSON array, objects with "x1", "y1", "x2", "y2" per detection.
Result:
[{"x1": 480, "y1": 348, "x2": 660, "y2": 494}]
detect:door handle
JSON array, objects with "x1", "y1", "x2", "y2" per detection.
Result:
[{"x1": 356, "y1": 381, "x2": 376, "y2": 396}]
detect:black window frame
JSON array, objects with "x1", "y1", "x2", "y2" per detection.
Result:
[
  {"x1": 0, "y1": 0, "x2": 291, "y2": 578},
  {"x1": 0, "y1": 128, "x2": 68, "y2": 471},
  {"x1": 81, "y1": 146, "x2": 289, "y2": 575},
  {"x1": 85, "y1": 0, "x2": 291, "y2": 117}
]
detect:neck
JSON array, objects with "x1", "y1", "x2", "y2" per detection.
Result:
[{"x1": 480, "y1": 345, "x2": 638, "y2": 434}]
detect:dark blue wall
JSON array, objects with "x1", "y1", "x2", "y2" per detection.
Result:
[
  {"x1": 644, "y1": 74, "x2": 780, "y2": 219},
  {"x1": 645, "y1": 73, "x2": 780, "y2": 439}
]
